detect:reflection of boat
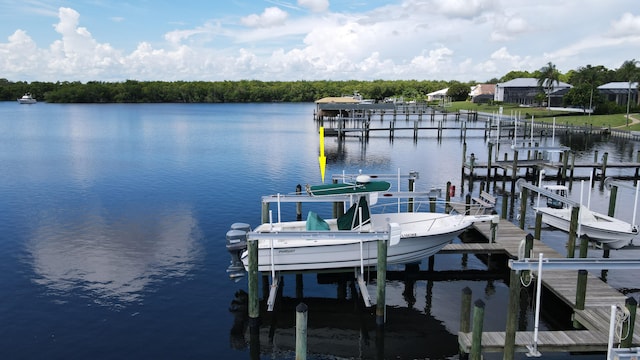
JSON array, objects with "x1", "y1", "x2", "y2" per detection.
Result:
[
  {"x1": 226, "y1": 175, "x2": 496, "y2": 273},
  {"x1": 17, "y1": 93, "x2": 37, "y2": 104},
  {"x1": 229, "y1": 292, "x2": 459, "y2": 359},
  {"x1": 534, "y1": 184, "x2": 639, "y2": 249}
]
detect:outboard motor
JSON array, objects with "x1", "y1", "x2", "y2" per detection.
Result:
[{"x1": 226, "y1": 223, "x2": 250, "y2": 276}]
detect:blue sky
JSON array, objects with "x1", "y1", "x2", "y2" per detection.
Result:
[{"x1": 1, "y1": 0, "x2": 639, "y2": 82}]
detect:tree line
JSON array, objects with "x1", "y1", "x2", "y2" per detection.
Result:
[
  {"x1": 0, "y1": 79, "x2": 450, "y2": 104},
  {"x1": 1, "y1": 60, "x2": 638, "y2": 113}
]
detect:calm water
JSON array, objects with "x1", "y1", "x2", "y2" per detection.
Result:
[{"x1": 1, "y1": 102, "x2": 638, "y2": 359}]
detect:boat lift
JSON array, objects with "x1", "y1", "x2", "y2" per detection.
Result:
[{"x1": 509, "y1": 256, "x2": 640, "y2": 358}]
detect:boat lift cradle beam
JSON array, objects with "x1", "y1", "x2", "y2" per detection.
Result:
[
  {"x1": 261, "y1": 191, "x2": 437, "y2": 204},
  {"x1": 509, "y1": 257, "x2": 640, "y2": 271},
  {"x1": 247, "y1": 225, "x2": 400, "y2": 311},
  {"x1": 515, "y1": 178, "x2": 580, "y2": 208}
]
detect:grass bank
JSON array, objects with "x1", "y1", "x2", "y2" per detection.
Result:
[{"x1": 443, "y1": 101, "x2": 640, "y2": 131}]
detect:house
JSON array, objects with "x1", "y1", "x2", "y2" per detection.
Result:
[
  {"x1": 597, "y1": 82, "x2": 639, "y2": 107},
  {"x1": 494, "y1": 78, "x2": 572, "y2": 106},
  {"x1": 427, "y1": 88, "x2": 449, "y2": 102},
  {"x1": 469, "y1": 84, "x2": 496, "y2": 103}
]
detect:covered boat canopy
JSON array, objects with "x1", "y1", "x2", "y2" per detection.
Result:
[{"x1": 307, "y1": 176, "x2": 391, "y2": 196}]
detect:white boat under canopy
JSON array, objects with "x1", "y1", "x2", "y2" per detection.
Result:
[{"x1": 226, "y1": 175, "x2": 497, "y2": 273}]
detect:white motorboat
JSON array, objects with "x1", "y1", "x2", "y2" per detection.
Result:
[
  {"x1": 226, "y1": 175, "x2": 497, "y2": 273},
  {"x1": 17, "y1": 93, "x2": 37, "y2": 104},
  {"x1": 534, "y1": 184, "x2": 639, "y2": 249}
]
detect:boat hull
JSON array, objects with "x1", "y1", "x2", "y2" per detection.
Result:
[
  {"x1": 535, "y1": 206, "x2": 638, "y2": 249},
  {"x1": 242, "y1": 212, "x2": 479, "y2": 272}
]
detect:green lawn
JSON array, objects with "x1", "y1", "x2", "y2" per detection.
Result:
[{"x1": 444, "y1": 101, "x2": 640, "y2": 131}]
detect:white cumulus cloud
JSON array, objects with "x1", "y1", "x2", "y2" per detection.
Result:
[
  {"x1": 241, "y1": 7, "x2": 289, "y2": 28},
  {"x1": 298, "y1": 0, "x2": 329, "y2": 13}
]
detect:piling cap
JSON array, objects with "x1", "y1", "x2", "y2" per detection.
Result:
[{"x1": 296, "y1": 303, "x2": 308, "y2": 313}]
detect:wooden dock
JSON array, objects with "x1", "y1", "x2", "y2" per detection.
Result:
[{"x1": 454, "y1": 219, "x2": 640, "y2": 354}]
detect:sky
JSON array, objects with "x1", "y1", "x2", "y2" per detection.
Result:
[{"x1": 0, "y1": 0, "x2": 639, "y2": 83}]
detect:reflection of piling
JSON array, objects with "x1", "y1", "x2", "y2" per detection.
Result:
[
  {"x1": 460, "y1": 287, "x2": 472, "y2": 334},
  {"x1": 376, "y1": 237, "x2": 388, "y2": 326}
]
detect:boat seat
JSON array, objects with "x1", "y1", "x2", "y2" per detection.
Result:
[
  {"x1": 306, "y1": 211, "x2": 330, "y2": 231},
  {"x1": 337, "y1": 196, "x2": 370, "y2": 230}
]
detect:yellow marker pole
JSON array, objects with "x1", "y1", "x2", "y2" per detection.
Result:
[{"x1": 318, "y1": 127, "x2": 326, "y2": 183}]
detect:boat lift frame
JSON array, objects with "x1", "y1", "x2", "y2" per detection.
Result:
[{"x1": 509, "y1": 256, "x2": 640, "y2": 358}]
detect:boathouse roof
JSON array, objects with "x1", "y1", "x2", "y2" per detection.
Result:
[{"x1": 315, "y1": 96, "x2": 361, "y2": 104}]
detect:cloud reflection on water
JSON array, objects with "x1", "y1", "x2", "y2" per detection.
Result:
[{"x1": 27, "y1": 204, "x2": 202, "y2": 307}]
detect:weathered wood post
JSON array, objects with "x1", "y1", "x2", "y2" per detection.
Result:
[
  {"x1": 462, "y1": 142, "x2": 467, "y2": 179},
  {"x1": 574, "y1": 269, "x2": 588, "y2": 329},
  {"x1": 561, "y1": 150, "x2": 569, "y2": 185},
  {"x1": 621, "y1": 297, "x2": 638, "y2": 348},
  {"x1": 295, "y1": 303, "x2": 308, "y2": 360},
  {"x1": 487, "y1": 142, "x2": 493, "y2": 184},
  {"x1": 376, "y1": 226, "x2": 393, "y2": 326},
  {"x1": 600, "y1": 152, "x2": 609, "y2": 189},
  {"x1": 519, "y1": 187, "x2": 528, "y2": 230},
  {"x1": 501, "y1": 192, "x2": 508, "y2": 219},
  {"x1": 465, "y1": 193, "x2": 471, "y2": 215},
  {"x1": 608, "y1": 184, "x2": 618, "y2": 217},
  {"x1": 262, "y1": 201, "x2": 270, "y2": 224},
  {"x1": 504, "y1": 269, "x2": 520, "y2": 360},
  {"x1": 534, "y1": 212, "x2": 543, "y2": 241},
  {"x1": 567, "y1": 206, "x2": 580, "y2": 258},
  {"x1": 408, "y1": 176, "x2": 415, "y2": 212},
  {"x1": 247, "y1": 237, "x2": 260, "y2": 331},
  {"x1": 470, "y1": 299, "x2": 485, "y2": 360},
  {"x1": 296, "y1": 184, "x2": 302, "y2": 221},
  {"x1": 569, "y1": 152, "x2": 576, "y2": 191},
  {"x1": 490, "y1": 212, "x2": 498, "y2": 243},
  {"x1": 446, "y1": 181, "x2": 452, "y2": 213}
]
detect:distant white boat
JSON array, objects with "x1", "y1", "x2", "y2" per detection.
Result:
[
  {"x1": 534, "y1": 184, "x2": 639, "y2": 249},
  {"x1": 17, "y1": 93, "x2": 37, "y2": 104}
]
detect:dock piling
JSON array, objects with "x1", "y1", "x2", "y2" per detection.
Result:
[
  {"x1": 295, "y1": 303, "x2": 308, "y2": 360},
  {"x1": 470, "y1": 299, "x2": 486, "y2": 360}
]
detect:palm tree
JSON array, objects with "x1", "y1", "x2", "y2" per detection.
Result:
[
  {"x1": 618, "y1": 59, "x2": 639, "y2": 126},
  {"x1": 537, "y1": 62, "x2": 560, "y2": 109}
]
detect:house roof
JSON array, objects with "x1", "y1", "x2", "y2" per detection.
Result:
[
  {"x1": 470, "y1": 84, "x2": 496, "y2": 96},
  {"x1": 427, "y1": 88, "x2": 449, "y2": 96},
  {"x1": 597, "y1": 81, "x2": 639, "y2": 90},
  {"x1": 497, "y1": 77, "x2": 571, "y2": 88}
]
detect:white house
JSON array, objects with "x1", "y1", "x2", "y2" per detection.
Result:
[{"x1": 427, "y1": 88, "x2": 449, "y2": 101}]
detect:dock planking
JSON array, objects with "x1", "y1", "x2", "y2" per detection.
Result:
[{"x1": 456, "y1": 219, "x2": 640, "y2": 354}]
